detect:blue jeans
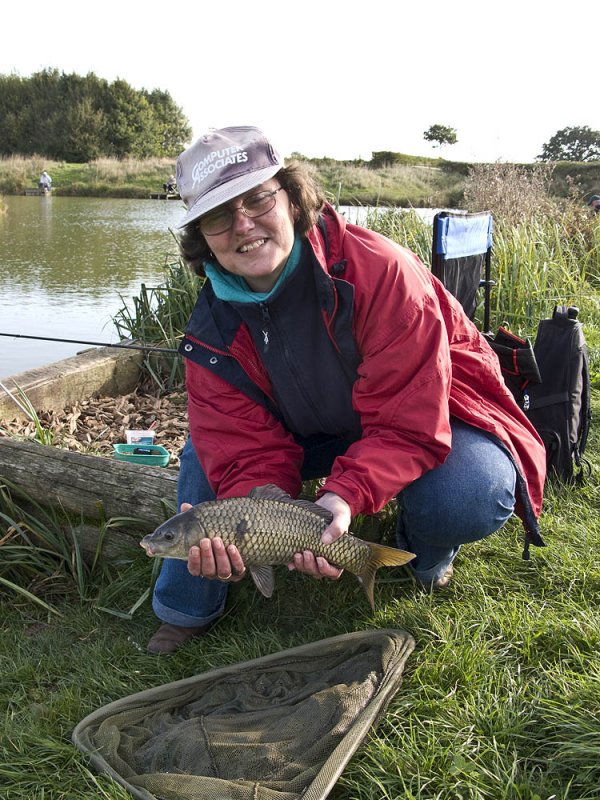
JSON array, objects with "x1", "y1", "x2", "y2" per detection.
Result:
[{"x1": 152, "y1": 420, "x2": 516, "y2": 625}]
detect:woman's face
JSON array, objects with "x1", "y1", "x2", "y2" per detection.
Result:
[{"x1": 202, "y1": 179, "x2": 296, "y2": 292}]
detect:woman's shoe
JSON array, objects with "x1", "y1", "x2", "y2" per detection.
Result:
[
  {"x1": 146, "y1": 622, "x2": 211, "y2": 655},
  {"x1": 416, "y1": 564, "x2": 454, "y2": 591}
]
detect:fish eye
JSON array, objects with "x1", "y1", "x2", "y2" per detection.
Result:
[{"x1": 164, "y1": 531, "x2": 174, "y2": 541}]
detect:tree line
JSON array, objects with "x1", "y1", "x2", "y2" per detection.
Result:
[{"x1": 0, "y1": 69, "x2": 192, "y2": 162}]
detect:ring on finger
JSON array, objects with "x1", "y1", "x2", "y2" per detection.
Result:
[{"x1": 218, "y1": 572, "x2": 233, "y2": 581}]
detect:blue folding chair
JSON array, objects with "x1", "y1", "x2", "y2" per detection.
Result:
[
  {"x1": 431, "y1": 210, "x2": 494, "y2": 332},
  {"x1": 432, "y1": 210, "x2": 542, "y2": 411}
]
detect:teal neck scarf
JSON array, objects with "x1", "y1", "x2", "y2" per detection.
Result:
[{"x1": 204, "y1": 236, "x2": 303, "y2": 304}]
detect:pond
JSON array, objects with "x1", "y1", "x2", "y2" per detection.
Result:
[{"x1": 0, "y1": 195, "x2": 185, "y2": 379}]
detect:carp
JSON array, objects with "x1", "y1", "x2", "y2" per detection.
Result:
[{"x1": 140, "y1": 484, "x2": 415, "y2": 609}]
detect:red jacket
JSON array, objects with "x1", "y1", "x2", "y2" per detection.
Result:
[{"x1": 183, "y1": 205, "x2": 545, "y2": 537}]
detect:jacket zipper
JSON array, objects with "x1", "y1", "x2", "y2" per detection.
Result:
[
  {"x1": 261, "y1": 303, "x2": 330, "y2": 429},
  {"x1": 260, "y1": 304, "x2": 270, "y2": 352}
]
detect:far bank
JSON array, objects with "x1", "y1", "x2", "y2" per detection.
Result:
[{"x1": 1, "y1": 154, "x2": 598, "y2": 209}]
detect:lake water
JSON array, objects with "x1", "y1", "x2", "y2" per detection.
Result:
[
  {"x1": 0, "y1": 195, "x2": 185, "y2": 378},
  {"x1": 0, "y1": 197, "x2": 436, "y2": 379}
]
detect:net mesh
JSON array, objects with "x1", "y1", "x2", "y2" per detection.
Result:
[{"x1": 72, "y1": 629, "x2": 415, "y2": 800}]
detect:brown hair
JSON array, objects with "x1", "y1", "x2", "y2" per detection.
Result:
[{"x1": 175, "y1": 161, "x2": 326, "y2": 277}]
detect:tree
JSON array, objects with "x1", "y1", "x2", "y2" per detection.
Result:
[
  {"x1": 537, "y1": 126, "x2": 600, "y2": 162},
  {"x1": 62, "y1": 98, "x2": 105, "y2": 162},
  {"x1": 370, "y1": 151, "x2": 402, "y2": 168},
  {"x1": 0, "y1": 69, "x2": 192, "y2": 160},
  {"x1": 143, "y1": 89, "x2": 191, "y2": 157},
  {"x1": 423, "y1": 124, "x2": 458, "y2": 148}
]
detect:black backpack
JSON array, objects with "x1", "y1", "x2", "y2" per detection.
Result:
[{"x1": 487, "y1": 306, "x2": 592, "y2": 483}]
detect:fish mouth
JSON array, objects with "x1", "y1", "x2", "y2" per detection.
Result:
[{"x1": 140, "y1": 539, "x2": 154, "y2": 555}]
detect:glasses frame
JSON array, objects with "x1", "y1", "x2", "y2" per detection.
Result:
[{"x1": 199, "y1": 187, "x2": 285, "y2": 236}]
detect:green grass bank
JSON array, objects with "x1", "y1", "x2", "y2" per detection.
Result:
[{"x1": 1, "y1": 153, "x2": 599, "y2": 208}]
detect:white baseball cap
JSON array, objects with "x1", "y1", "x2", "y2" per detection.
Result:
[{"x1": 176, "y1": 126, "x2": 283, "y2": 228}]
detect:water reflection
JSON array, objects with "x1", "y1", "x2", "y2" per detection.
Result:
[{"x1": 0, "y1": 196, "x2": 185, "y2": 378}]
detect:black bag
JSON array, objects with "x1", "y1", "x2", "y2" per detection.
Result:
[
  {"x1": 525, "y1": 306, "x2": 592, "y2": 482},
  {"x1": 488, "y1": 306, "x2": 592, "y2": 483}
]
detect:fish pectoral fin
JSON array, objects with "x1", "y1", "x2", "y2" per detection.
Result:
[{"x1": 249, "y1": 565, "x2": 275, "y2": 598}]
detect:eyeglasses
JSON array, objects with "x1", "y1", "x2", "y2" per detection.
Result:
[{"x1": 198, "y1": 187, "x2": 285, "y2": 236}]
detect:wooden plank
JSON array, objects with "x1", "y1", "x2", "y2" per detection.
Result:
[
  {"x1": 0, "y1": 438, "x2": 178, "y2": 532},
  {"x1": 0, "y1": 345, "x2": 142, "y2": 421}
]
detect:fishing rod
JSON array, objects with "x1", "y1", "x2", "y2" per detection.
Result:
[{"x1": 0, "y1": 332, "x2": 180, "y2": 354}]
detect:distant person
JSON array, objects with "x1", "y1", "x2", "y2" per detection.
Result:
[
  {"x1": 163, "y1": 175, "x2": 177, "y2": 194},
  {"x1": 145, "y1": 124, "x2": 547, "y2": 655},
  {"x1": 587, "y1": 194, "x2": 600, "y2": 214},
  {"x1": 39, "y1": 171, "x2": 52, "y2": 192}
]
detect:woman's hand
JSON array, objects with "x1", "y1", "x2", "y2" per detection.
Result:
[
  {"x1": 182, "y1": 503, "x2": 246, "y2": 581},
  {"x1": 287, "y1": 492, "x2": 351, "y2": 580}
]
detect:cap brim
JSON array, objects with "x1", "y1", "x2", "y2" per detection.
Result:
[{"x1": 176, "y1": 165, "x2": 283, "y2": 229}]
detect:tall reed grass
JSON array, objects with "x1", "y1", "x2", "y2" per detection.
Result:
[
  {"x1": 113, "y1": 255, "x2": 201, "y2": 389},
  {"x1": 362, "y1": 208, "x2": 600, "y2": 337},
  {"x1": 0, "y1": 155, "x2": 178, "y2": 196}
]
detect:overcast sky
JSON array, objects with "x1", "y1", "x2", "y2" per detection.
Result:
[{"x1": 3, "y1": 0, "x2": 598, "y2": 163}]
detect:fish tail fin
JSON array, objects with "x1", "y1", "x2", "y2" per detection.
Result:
[{"x1": 357, "y1": 543, "x2": 416, "y2": 611}]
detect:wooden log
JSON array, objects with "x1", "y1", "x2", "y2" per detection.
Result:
[{"x1": 0, "y1": 438, "x2": 178, "y2": 533}]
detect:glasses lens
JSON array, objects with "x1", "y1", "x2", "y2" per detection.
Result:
[
  {"x1": 198, "y1": 189, "x2": 280, "y2": 236},
  {"x1": 243, "y1": 190, "x2": 277, "y2": 217},
  {"x1": 199, "y1": 209, "x2": 232, "y2": 236}
]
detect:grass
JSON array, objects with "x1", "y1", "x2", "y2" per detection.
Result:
[
  {"x1": 0, "y1": 155, "x2": 179, "y2": 198},
  {"x1": 0, "y1": 418, "x2": 598, "y2": 799},
  {"x1": 3, "y1": 154, "x2": 598, "y2": 209},
  {"x1": 0, "y1": 392, "x2": 598, "y2": 799}
]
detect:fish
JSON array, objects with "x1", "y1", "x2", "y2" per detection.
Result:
[{"x1": 140, "y1": 484, "x2": 415, "y2": 610}]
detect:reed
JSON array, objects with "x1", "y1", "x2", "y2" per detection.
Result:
[
  {"x1": 489, "y1": 218, "x2": 600, "y2": 332},
  {"x1": 111, "y1": 203, "x2": 599, "y2": 394},
  {"x1": 113, "y1": 254, "x2": 202, "y2": 389},
  {"x1": 365, "y1": 206, "x2": 600, "y2": 342},
  {"x1": 0, "y1": 382, "x2": 55, "y2": 445}
]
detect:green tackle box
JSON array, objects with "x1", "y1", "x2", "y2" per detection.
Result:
[{"x1": 113, "y1": 443, "x2": 170, "y2": 467}]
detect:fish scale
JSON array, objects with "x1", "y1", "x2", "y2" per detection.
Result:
[{"x1": 141, "y1": 484, "x2": 415, "y2": 610}]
